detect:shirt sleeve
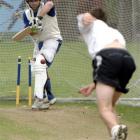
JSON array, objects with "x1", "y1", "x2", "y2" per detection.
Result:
[{"x1": 23, "y1": 12, "x2": 31, "y2": 27}]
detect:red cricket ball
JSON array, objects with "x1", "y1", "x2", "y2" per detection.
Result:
[{"x1": 40, "y1": 59, "x2": 46, "y2": 64}]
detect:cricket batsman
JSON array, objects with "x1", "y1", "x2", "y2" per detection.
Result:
[{"x1": 23, "y1": 0, "x2": 62, "y2": 110}]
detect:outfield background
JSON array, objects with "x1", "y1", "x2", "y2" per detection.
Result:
[{"x1": 0, "y1": 0, "x2": 140, "y2": 106}]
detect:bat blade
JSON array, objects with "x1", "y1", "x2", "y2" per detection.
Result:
[{"x1": 12, "y1": 27, "x2": 32, "y2": 41}]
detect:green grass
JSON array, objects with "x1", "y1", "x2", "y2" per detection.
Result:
[
  {"x1": 0, "y1": 41, "x2": 92, "y2": 98},
  {"x1": 117, "y1": 105, "x2": 140, "y2": 124},
  {"x1": 0, "y1": 116, "x2": 39, "y2": 140},
  {"x1": 117, "y1": 105, "x2": 140, "y2": 135}
]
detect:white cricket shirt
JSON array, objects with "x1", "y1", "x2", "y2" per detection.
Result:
[
  {"x1": 77, "y1": 14, "x2": 126, "y2": 59},
  {"x1": 24, "y1": 2, "x2": 62, "y2": 41}
]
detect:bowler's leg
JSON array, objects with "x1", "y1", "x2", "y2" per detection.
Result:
[{"x1": 95, "y1": 82, "x2": 118, "y2": 131}]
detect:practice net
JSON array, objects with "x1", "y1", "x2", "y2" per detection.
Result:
[{"x1": 0, "y1": 0, "x2": 140, "y2": 106}]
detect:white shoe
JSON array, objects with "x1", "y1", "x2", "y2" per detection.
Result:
[
  {"x1": 49, "y1": 98, "x2": 56, "y2": 105},
  {"x1": 32, "y1": 98, "x2": 50, "y2": 110},
  {"x1": 43, "y1": 97, "x2": 49, "y2": 103},
  {"x1": 111, "y1": 125, "x2": 128, "y2": 140}
]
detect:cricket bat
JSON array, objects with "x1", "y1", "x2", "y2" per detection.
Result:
[{"x1": 12, "y1": 26, "x2": 32, "y2": 41}]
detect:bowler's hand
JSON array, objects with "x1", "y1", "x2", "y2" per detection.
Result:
[
  {"x1": 82, "y1": 13, "x2": 94, "y2": 25},
  {"x1": 79, "y1": 83, "x2": 96, "y2": 96}
]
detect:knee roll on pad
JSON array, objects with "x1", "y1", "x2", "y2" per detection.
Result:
[{"x1": 34, "y1": 54, "x2": 47, "y2": 71}]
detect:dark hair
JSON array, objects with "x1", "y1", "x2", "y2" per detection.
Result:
[
  {"x1": 26, "y1": 0, "x2": 41, "y2": 2},
  {"x1": 90, "y1": 8, "x2": 107, "y2": 22}
]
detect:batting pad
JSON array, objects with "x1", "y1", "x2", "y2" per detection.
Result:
[{"x1": 33, "y1": 54, "x2": 47, "y2": 99}]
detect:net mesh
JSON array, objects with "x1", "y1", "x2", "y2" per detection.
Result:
[{"x1": 0, "y1": 0, "x2": 140, "y2": 106}]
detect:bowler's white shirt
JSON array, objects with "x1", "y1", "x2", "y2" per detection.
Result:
[{"x1": 77, "y1": 14, "x2": 126, "y2": 59}]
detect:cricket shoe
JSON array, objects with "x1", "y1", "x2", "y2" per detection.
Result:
[
  {"x1": 43, "y1": 97, "x2": 49, "y2": 103},
  {"x1": 111, "y1": 124, "x2": 128, "y2": 140},
  {"x1": 44, "y1": 97, "x2": 56, "y2": 105},
  {"x1": 32, "y1": 98, "x2": 50, "y2": 110},
  {"x1": 49, "y1": 98, "x2": 56, "y2": 105}
]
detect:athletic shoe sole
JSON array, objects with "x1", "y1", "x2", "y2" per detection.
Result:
[{"x1": 118, "y1": 125, "x2": 128, "y2": 140}]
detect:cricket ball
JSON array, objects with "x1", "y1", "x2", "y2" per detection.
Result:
[{"x1": 40, "y1": 59, "x2": 46, "y2": 64}]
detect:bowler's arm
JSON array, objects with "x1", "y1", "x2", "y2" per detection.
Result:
[{"x1": 77, "y1": 13, "x2": 93, "y2": 33}]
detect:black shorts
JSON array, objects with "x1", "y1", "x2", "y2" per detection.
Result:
[{"x1": 92, "y1": 48, "x2": 136, "y2": 93}]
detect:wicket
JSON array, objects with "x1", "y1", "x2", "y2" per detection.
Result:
[{"x1": 16, "y1": 56, "x2": 32, "y2": 106}]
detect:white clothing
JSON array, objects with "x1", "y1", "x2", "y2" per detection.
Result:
[
  {"x1": 77, "y1": 14, "x2": 126, "y2": 59},
  {"x1": 23, "y1": 2, "x2": 62, "y2": 99},
  {"x1": 33, "y1": 54, "x2": 47, "y2": 99},
  {"x1": 24, "y1": 2, "x2": 62, "y2": 41},
  {"x1": 33, "y1": 38, "x2": 61, "y2": 63},
  {"x1": 24, "y1": 2, "x2": 62, "y2": 64}
]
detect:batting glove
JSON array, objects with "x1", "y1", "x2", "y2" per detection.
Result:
[{"x1": 32, "y1": 16, "x2": 43, "y2": 32}]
